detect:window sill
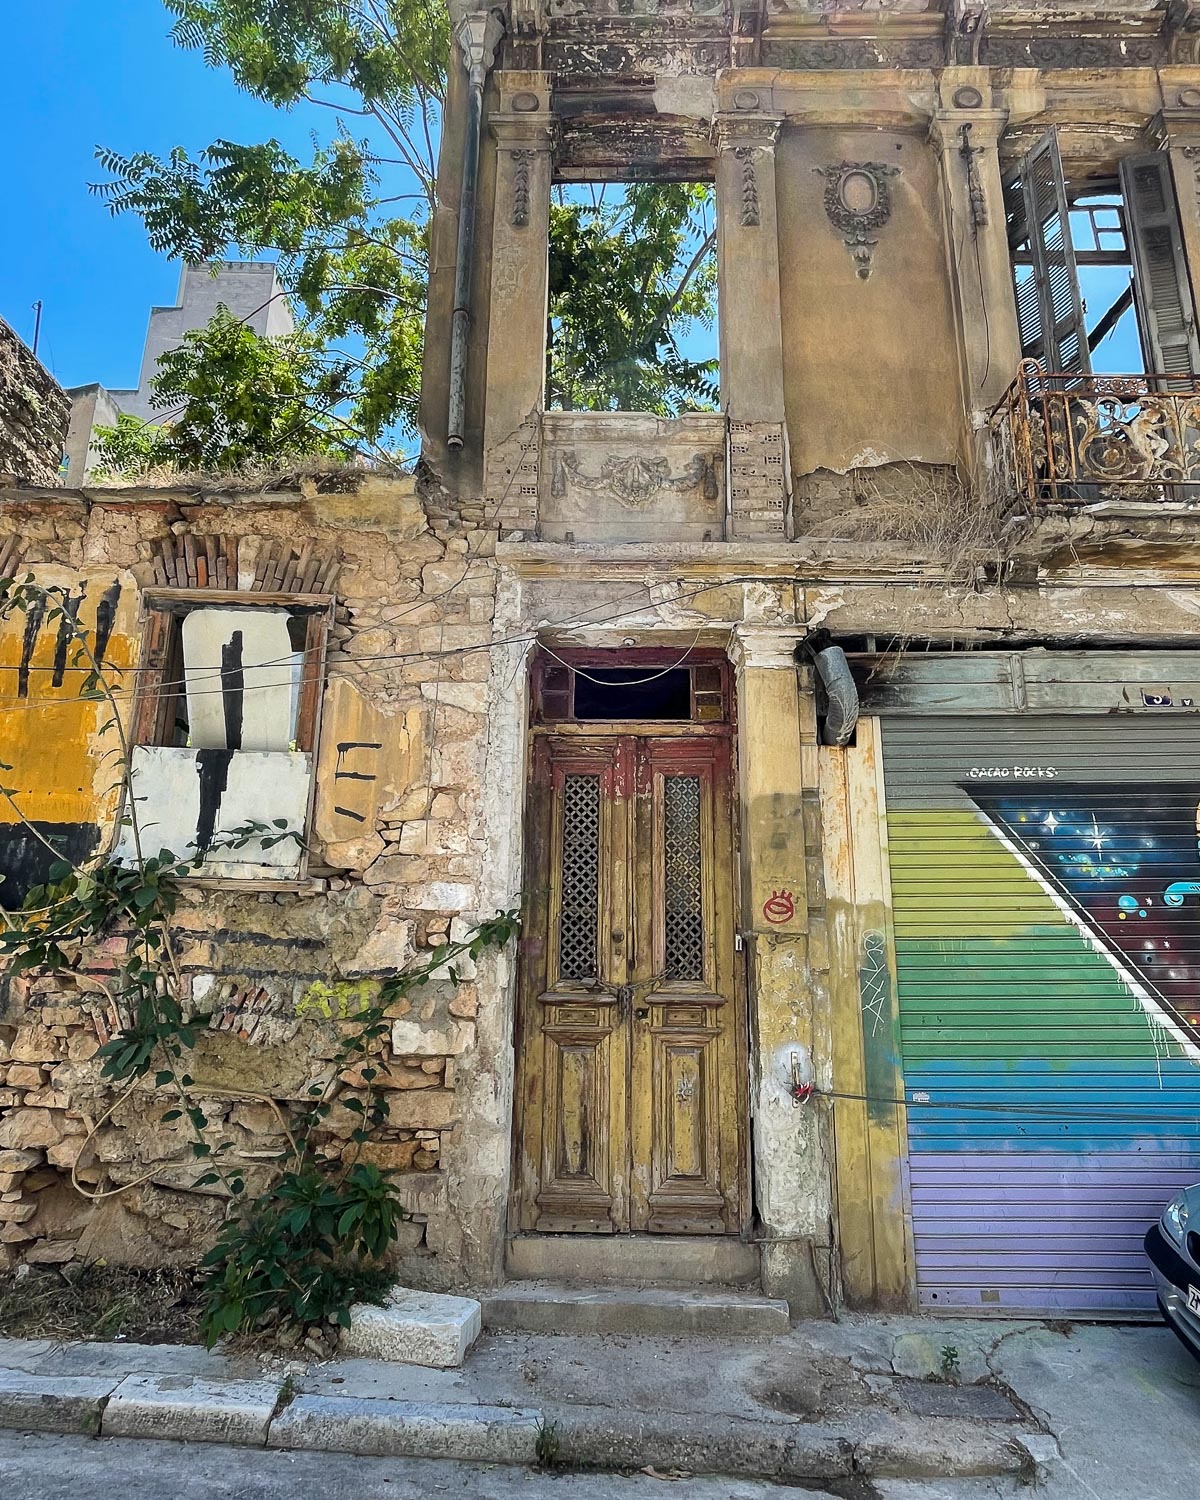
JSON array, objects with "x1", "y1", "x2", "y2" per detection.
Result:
[{"x1": 182, "y1": 875, "x2": 327, "y2": 895}]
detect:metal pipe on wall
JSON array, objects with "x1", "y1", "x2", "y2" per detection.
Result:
[{"x1": 447, "y1": 11, "x2": 504, "y2": 450}]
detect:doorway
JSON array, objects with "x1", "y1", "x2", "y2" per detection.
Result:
[{"x1": 512, "y1": 651, "x2": 747, "y2": 1236}]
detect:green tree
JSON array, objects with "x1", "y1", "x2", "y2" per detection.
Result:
[
  {"x1": 94, "y1": 306, "x2": 359, "y2": 474},
  {"x1": 92, "y1": 2, "x2": 717, "y2": 460},
  {"x1": 548, "y1": 183, "x2": 717, "y2": 415}
]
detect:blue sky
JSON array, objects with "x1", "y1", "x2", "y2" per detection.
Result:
[
  {"x1": 0, "y1": 6, "x2": 1143, "y2": 394},
  {"x1": 0, "y1": 2, "x2": 328, "y2": 390}
]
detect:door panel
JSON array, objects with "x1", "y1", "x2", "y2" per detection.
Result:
[
  {"x1": 631, "y1": 739, "x2": 739, "y2": 1233},
  {"x1": 515, "y1": 732, "x2": 742, "y2": 1235}
]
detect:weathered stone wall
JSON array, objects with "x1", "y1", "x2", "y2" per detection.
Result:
[
  {"x1": 0, "y1": 475, "x2": 508, "y2": 1283},
  {"x1": 0, "y1": 320, "x2": 69, "y2": 487}
]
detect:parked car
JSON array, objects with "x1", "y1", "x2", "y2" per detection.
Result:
[{"x1": 1145, "y1": 1185, "x2": 1200, "y2": 1363}]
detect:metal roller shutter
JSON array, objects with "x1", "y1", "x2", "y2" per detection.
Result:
[{"x1": 879, "y1": 704, "x2": 1200, "y2": 1314}]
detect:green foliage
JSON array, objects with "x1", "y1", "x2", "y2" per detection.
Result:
[
  {"x1": 548, "y1": 184, "x2": 719, "y2": 416},
  {"x1": 91, "y1": 413, "x2": 174, "y2": 478},
  {"x1": 90, "y1": 2, "x2": 717, "y2": 452},
  {"x1": 94, "y1": 307, "x2": 360, "y2": 475},
  {"x1": 198, "y1": 1160, "x2": 402, "y2": 1345}
]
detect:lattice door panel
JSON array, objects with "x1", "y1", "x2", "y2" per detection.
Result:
[
  {"x1": 558, "y1": 774, "x2": 601, "y2": 981},
  {"x1": 663, "y1": 774, "x2": 704, "y2": 982}
]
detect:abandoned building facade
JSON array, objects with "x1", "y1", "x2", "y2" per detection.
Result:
[{"x1": 4, "y1": 0, "x2": 1200, "y2": 1319}]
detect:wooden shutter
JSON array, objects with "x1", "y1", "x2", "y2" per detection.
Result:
[
  {"x1": 1120, "y1": 152, "x2": 1200, "y2": 385},
  {"x1": 1006, "y1": 131, "x2": 1091, "y2": 378}
]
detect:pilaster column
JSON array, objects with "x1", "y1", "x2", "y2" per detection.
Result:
[
  {"x1": 482, "y1": 78, "x2": 557, "y2": 535},
  {"x1": 1150, "y1": 103, "x2": 1200, "y2": 307},
  {"x1": 731, "y1": 628, "x2": 832, "y2": 1312},
  {"x1": 713, "y1": 116, "x2": 788, "y2": 541},
  {"x1": 929, "y1": 98, "x2": 1022, "y2": 466}
]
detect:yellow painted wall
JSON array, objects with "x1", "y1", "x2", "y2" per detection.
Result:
[{"x1": 0, "y1": 567, "x2": 138, "y2": 828}]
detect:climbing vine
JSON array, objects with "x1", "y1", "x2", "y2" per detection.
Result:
[{"x1": 0, "y1": 575, "x2": 519, "y2": 1346}]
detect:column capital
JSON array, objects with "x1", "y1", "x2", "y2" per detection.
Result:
[
  {"x1": 712, "y1": 114, "x2": 783, "y2": 155},
  {"x1": 928, "y1": 108, "x2": 1010, "y2": 156},
  {"x1": 490, "y1": 112, "x2": 559, "y2": 151},
  {"x1": 1149, "y1": 106, "x2": 1200, "y2": 149},
  {"x1": 730, "y1": 626, "x2": 802, "y2": 674}
]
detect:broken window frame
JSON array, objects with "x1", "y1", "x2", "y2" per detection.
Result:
[
  {"x1": 1003, "y1": 129, "x2": 1200, "y2": 388},
  {"x1": 124, "y1": 588, "x2": 334, "y2": 884}
]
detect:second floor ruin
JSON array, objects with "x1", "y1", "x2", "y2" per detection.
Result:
[{"x1": 417, "y1": 0, "x2": 1200, "y2": 546}]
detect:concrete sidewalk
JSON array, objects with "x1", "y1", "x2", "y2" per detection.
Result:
[{"x1": 1, "y1": 1314, "x2": 1197, "y2": 1491}]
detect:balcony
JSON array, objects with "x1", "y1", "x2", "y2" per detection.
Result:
[{"x1": 990, "y1": 360, "x2": 1200, "y2": 508}]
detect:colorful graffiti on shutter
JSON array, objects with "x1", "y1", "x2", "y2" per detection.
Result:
[{"x1": 890, "y1": 777, "x2": 1200, "y2": 1312}]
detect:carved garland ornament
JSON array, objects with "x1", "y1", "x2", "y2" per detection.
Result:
[
  {"x1": 815, "y1": 161, "x2": 901, "y2": 280},
  {"x1": 550, "y1": 450, "x2": 720, "y2": 511},
  {"x1": 510, "y1": 150, "x2": 534, "y2": 227},
  {"x1": 734, "y1": 146, "x2": 761, "y2": 227}
]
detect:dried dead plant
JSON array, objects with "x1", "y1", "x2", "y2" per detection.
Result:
[{"x1": 804, "y1": 460, "x2": 1032, "y2": 584}]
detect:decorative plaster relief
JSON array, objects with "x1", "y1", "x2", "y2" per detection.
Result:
[
  {"x1": 815, "y1": 161, "x2": 901, "y2": 280},
  {"x1": 510, "y1": 150, "x2": 534, "y2": 227},
  {"x1": 1182, "y1": 145, "x2": 1200, "y2": 210},
  {"x1": 735, "y1": 147, "x2": 762, "y2": 226},
  {"x1": 550, "y1": 449, "x2": 721, "y2": 510}
]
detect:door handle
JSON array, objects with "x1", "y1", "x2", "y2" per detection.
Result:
[{"x1": 634, "y1": 1007, "x2": 649, "y2": 1020}]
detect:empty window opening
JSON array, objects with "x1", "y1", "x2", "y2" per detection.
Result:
[
  {"x1": 537, "y1": 658, "x2": 727, "y2": 723},
  {"x1": 1005, "y1": 133, "x2": 1200, "y2": 383},
  {"x1": 1068, "y1": 191, "x2": 1139, "y2": 374},
  {"x1": 573, "y1": 667, "x2": 693, "y2": 720},
  {"x1": 546, "y1": 181, "x2": 719, "y2": 414}
]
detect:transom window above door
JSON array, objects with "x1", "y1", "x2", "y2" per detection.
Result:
[{"x1": 533, "y1": 650, "x2": 730, "y2": 726}]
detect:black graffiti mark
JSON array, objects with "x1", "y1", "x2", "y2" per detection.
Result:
[
  {"x1": 17, "y1": 594, "x2": 47, "y2": 698},
  {"x1": 333, "y1": 805, "x2": 367, "y2": 823},
  {"x1": 51, "y1": 591, "x2": 84, "y2": 688},
  {"x1": 195, "y1": 748, "x2": 234, "y2": 856},
  {"x1": 221, "y1": 630, "x2": 245, "y2": 751},
  {"x1": 92, "y1": 581, "x2": 121, "y2": 668},
  {"x1": 335, "y1": 741, "x2": 381, "y2": 782}
]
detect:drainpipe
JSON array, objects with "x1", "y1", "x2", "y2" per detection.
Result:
[
  {"x1": 447, "y1": 10, "x2": 505, "y2": 450},
  {"x1": 798, "y1": 631, "x2": 860, "y2": 748}
]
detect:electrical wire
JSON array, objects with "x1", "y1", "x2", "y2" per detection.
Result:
[{"x1": 0, "y1": 573, "x2": 779, "y2": 714}]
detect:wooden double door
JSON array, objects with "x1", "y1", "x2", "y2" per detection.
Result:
[{"x1": 514, "y1": 731, "x2": 745, "y2": 1235}]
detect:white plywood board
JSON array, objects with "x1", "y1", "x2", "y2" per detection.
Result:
[
  {"x1": 115, "y1": 746, "x2": 311, "y2": 877},
  {"x1": 182, "y1": 607, "x2": 299, "y2": 752}
]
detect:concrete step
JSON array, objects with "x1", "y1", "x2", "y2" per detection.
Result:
[
  {"x1": 482, "y1": 1281, "x2": 791, "y2": 1338},
  {"x1": 505, "y1": 1233, "x2": 760, "y2": 1287}
]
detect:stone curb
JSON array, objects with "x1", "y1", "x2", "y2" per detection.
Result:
[
  {"x1": 0, "y1": 1370, "x2": 119, "y2": 1436},
  {"x1": 544, "y1": 1406, "x2": 1032, "y2": 1483},
  {"x1": 0, "y1": 1367, "x2": 1038, "y2": 1483},
  {"x1": 103, "y1": 1372, "x2": 285, "y2": 1446},
  {"x1": 267, "y1": 1395, "x2": 542, "y2": 1462}
]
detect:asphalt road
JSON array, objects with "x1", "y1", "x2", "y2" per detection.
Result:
[{"x1": 0, "y1": 1431, "x2": 832, "y2": 1500}]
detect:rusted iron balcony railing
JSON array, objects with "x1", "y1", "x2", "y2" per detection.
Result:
[{"x1": 990, "y1": 359, "x2": 1200, "y2": 506}]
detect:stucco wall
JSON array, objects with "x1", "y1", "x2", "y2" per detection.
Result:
[{"x1": 776, "y1": 128, "x2": 964, "y2": 492}]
